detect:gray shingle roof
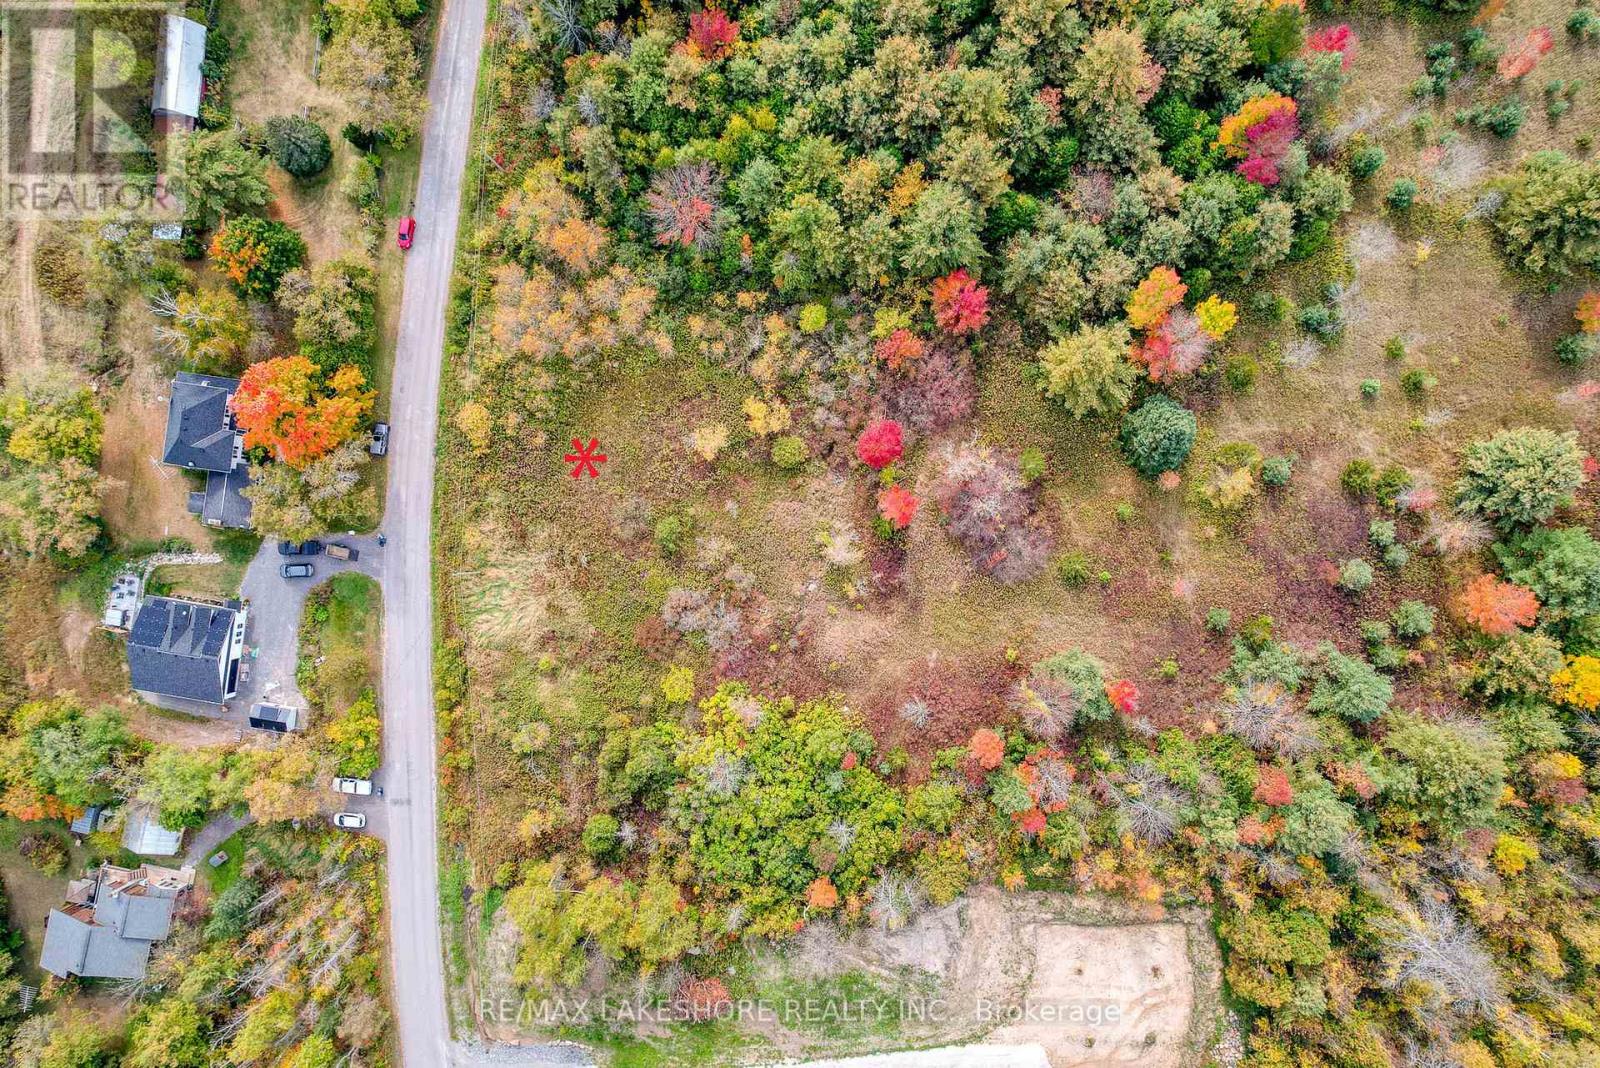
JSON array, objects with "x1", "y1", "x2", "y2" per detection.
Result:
[
  {"x1": 162, "y1": 372, "x2": 239, "y2": 472},
  {"x1": 202, "y1": 466, "x2": 254, "y2": 528},
  {"x1": 126, "y1": 597, "x2": 236, "y2": 704},
  {"x1": 39, "y1": 909, "x2": 155, "y2": 980},
  {"x1": 95, "y1": 887, "x2": 178, "y2": 941}
]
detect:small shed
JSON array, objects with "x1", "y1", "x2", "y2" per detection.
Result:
[
  {"x1": 249, "y1": 704, "x2": 301, "y2": 733},
  {"x1": 152, "y1": 15, "x2": 207, "y2": 123},
  {"x1": 70, "y1": 804, "x2": 110, "y2": 837}
]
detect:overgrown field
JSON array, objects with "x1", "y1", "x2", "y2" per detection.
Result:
[{"x1": 434, "y1": 0, "x2": 1600, "y2": 1063}]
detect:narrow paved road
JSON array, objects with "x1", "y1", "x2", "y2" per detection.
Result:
[{"x1": 381, "y1": 0, "x2": 487, "y2": 1063}]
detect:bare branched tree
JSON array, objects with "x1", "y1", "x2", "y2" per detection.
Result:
[{"x1": 1380, "y1": 898, "x2": 1506, "y2": 1024}]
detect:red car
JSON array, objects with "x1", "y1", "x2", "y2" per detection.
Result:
[{"x1": 397, "y1": 216, "x2": 416, "y2": 250}]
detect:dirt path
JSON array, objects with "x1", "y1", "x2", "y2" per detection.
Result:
[{"x1": 6, "y1": 223, "x2": 46, "y2": 375}]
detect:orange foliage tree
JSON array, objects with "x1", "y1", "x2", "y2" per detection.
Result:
[
  {"x1": 968, "y1": 728, "x2": 1005, "y2": 770},
  {"x1": 1125, "y1": 266, "x2": 1186, "y2": 330},
  {"x1": 1457, "y1": 574, "x2": 1540, "y2": 636},
  {"x1": 231, "y1": 355, "x2": 375, "y2": 468}
]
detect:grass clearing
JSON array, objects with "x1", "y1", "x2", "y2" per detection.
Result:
[{"x1": 299, "y1": 570, "x2": 383, "y2": 715}]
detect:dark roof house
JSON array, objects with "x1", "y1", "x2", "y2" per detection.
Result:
[
  {"x1": 163, "y1": 372, "x2": 253, "y2": 529},
  {"x1": 127, "y1": 595, "x2": 247, "y2": 706},
  {"x1": 39, "y1": 863, "x2": 193, "y2": 981}
]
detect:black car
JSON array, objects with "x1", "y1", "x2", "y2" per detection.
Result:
[{"x1": 277, "y1": 540, "x2": 325, "y2": 556}]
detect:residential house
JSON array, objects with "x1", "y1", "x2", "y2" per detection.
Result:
[
  {"x1": 39, "y1": 863, "x2": 194, "y2": 981},
  {"x1": 163, "y1": 371, "x2": 253, "y2": 529},
  {"x1": 126, "y1": 595, "x2": 247, "y2": 706}
]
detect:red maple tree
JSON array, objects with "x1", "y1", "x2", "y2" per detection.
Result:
[
  {"x1": 856, "y1": 419, "x2": 904, "y2": 469},
  {"x1": 684, "y1": 7, "x2": 739, "y2": 61},
  {"x1": 931, "y1": 269, "x2": 990, "y2": 336},
  {"x1": 874, "y1": 328, "x2": 926, "y2": 370},
  {"x1": 1105, "y1": 678, "x2": 1140, "y2": 716},
  {"x1": 877, "y1": 484, "x2": 919, "y2": 529}
]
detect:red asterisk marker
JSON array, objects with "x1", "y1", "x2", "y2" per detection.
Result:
[{"x1": 564, "y1": 437, "x2": 607, "y2": 479}]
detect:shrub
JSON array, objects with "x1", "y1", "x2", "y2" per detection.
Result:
[
  {"x1": 1037, "y1": 324, "x2": 1140, "y2": 418},
  {"x1": 771, "y1": 435, "x2": 809, "y2": 469},
  {"x1": 582, "y1": 812, "x2": 621, "y2": 858},
  {"x1": 1297, "y1": 303, "x2": 1342, "y2": 339},
  {"x1": 1360, "y1": 378, "x2": 1380, "y2": 399},
  {"x1": 1261, "y1": 456, "x2": 1293, "y2": 487},
  {"x1": 1384, "y1": 336, "x2": 1406, "y2": 361},
  {"x1": 1340, "y1": 459, "x2": 1376, "y2": 497},
  {"x1": 1224, "y1": 352, "x2": 1258, "y2": 393},
  {"x1": 1014, "y1": 650, "x2": 1114, "y2": 740},
  {"x1": 265, "y1": 115, "x2": 333, "y2": 177},
  {"x1": 1337, "y1": 558, "x2": 1374, "y2": 594},
  {"x1": 19, "y1": 832, "x2": 68, "y2": 875},
  {"x1": 1493, "y1": 151, "x2": 1600, "y2": 278},
  {"x1": 1206, "y1": 607, "x2": 1232, "y2": 634},
  {"x1": 1368, "y1": 520, "x2": 1397, "y2": 548},
  {"x1": 1386, "y1": 178, "x2": 1419, "y2": 211},
  {"x1": 1399, "y1": 367, "x2": 1436, "y2": 397},
  {"x1": 1555, "y1": 333, "x2": 1598, "y2": 366},
  {"x1": 877, "y1": 485, "x2": 919, "y2": 530},
  {"x1": 1308, "y1": 648, "x2": 1392, "y2": 724},
  {"x1": 1392, "y1": 600, "x2": 1436, "y2": 639},
  {"x1": 1349, "y1": 143, "x2": 1386, "y2": 180},
  {"x1": 1120, "y1": 395, "x2": 1197, "y2": 476},
  {"x1": 1454, "y1": 428, "x2": 1585, "y2": 528},
  {"x1": 661, "y1": 665, "x2": 695, "y2": 704},
  {"x1": 1057, "y1": 551, "x2": 1093, "y2": 587},
  {"x1": 1018, "y1": 446, "x2": 1046, "y2": 483},
  {"x1": 654, "y1": 515, "x2": 687, "y2": 557}
]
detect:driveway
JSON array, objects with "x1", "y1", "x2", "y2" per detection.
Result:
[{"x1": 233, "y1": 534, "x2": 387, "y2": 720}]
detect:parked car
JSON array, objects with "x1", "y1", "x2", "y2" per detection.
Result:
[
  {"x1": 277, "y1": 540, "x2": 324, "y2": 556},
  {"x1": 332, "y1": 812, "x2": 366, "y2": 830},
  {"x1": 369, "y1": 422, "x2": 389, "y2": 456},
  {"x1": 280, "y1": 562, "x2": 315, "y2": 579},
  {"x1": 326, "y1": 543, "x2": 355, "y2": 561},
  {"x1": 332, "y1": 777, "x2": 372, "y2": 795},
  {"x1": 397, "y1": 216, "x2": 416, "y2": 250}
]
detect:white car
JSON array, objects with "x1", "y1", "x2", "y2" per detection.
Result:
[
  {"x1": 332, "y1": 812, "x2": 366, "y2": 830},
  {"x1": 332, "y1": 777, "x2": 373, "y2": 796}
]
